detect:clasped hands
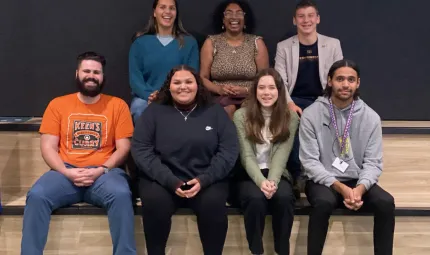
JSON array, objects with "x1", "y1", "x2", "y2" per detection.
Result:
[
  {"x1": 175, "y1": 178, "x2": 201, "y2": 199},
  {"x1": 260, "y1": 180, "x2": 277, "y2": 199},
  {"x1": 218, "y1": 85, "x2": 248, "y2": 97},
  {"x1": 335, "y1": 182, "x2": 366, "y2": 211},
  {"x1": 65, "y1": 167, "x2": 104, "y2": 187}
]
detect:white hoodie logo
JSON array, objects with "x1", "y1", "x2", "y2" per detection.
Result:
[{"x1": 205, "y1": 126, "x2": 213, "y2": 131}]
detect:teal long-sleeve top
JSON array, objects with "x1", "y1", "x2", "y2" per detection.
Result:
[{"x1": 129, "y1": 34, "x2": 199, "y2": 100}]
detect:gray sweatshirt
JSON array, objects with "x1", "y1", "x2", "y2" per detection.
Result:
[{"x1": 299, "y1": 96, "x2": 383, "y2": 190}]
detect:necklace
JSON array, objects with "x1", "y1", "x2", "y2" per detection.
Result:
[{"x1": 174, "y1": 104, "x2": 197, "y2": 121}]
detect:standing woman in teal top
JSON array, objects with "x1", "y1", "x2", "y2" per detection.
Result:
[{"x1": 129, "y1": 0, "x2": 199, "y2": 123}]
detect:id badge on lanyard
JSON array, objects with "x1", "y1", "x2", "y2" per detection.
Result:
[{"x1": 328, "y1": 99, "x2": 355, "y2": 173}]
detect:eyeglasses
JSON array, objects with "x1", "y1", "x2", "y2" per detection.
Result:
[{"x1": 223, "y1": 11, "x2": 245, "y2": 18}]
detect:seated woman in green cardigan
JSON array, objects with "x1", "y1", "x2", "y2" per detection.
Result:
[{"x1": 233, "y1": 68, "x2": 299, "y2": 255}]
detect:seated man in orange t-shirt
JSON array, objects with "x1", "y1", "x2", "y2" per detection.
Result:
[{"x1": 20, "y1": 52, "x2": 137, "y2": 255}]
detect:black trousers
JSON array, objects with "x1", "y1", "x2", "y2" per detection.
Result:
[
  {"x1": 139, "y1": 177, "x2": 229, "y2": 255},
  {"x1": 237, "y1": 175, "x2": 295, "y2": 255},
  {"x1": 305, "y1": 180, "x2": 395, "y2": 255}
]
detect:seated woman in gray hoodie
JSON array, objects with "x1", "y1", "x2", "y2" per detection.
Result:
[
  {"x1": 299, "y1": 59, "x2": 395, "y2": 255},
  {"x1": 233, "y1": 68, "x2": 299, "y2": 255}
]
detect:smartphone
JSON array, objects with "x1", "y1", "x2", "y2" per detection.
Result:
[{"x1": 180, "y1": 183, "x2": 192, "y2": 191}]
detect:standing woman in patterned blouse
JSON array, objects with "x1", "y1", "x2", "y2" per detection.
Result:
[{"x1": 200, "y1": 0, "x2": 269, "y2": 119}]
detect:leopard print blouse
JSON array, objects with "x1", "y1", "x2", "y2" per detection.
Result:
[{"x1": 209, "y1": 33, "x2": 260, "y2": 88}]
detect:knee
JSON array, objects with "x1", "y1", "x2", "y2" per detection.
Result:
[
  {"x1": 198, "y1": 194, "x2": 227, "y2": 217},
  {"x1": 373, "y1": 193, "x2": 395, "y2": 214},
  {"x1": 130, "y1": 98, "x2": 148, "y2": 119},
  {"x1": 272, "y1": 190, "x2": 295, "y2": 208},
  {"x1": 140, "y1": 189, "x2": 174, "y2": 218},
  {"x1": 26, "y1": 185, "x2": 51, "y2": 207},
  {"x1": 312, "y1": 197, "x2": 336, "y2": 214},
  {"x1": 224, "y1": 105, "x2": 236, "y2": 119},
  {"x1": 131, "y1": 97, "x2": 147, "y2": 109},
  {"x1": 107, "y1": 184, "x2": 133, "y2": 205},
  {"x1": 200, "y1": 197, "x2": 226, "y2": 213},
  {"x1": 244, "y1": 193, "x2": 267, "y2": 213}
]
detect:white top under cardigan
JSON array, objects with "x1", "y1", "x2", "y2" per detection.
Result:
[{"x1": 255, "y1": 108, "x2": 273, "y2": 169}]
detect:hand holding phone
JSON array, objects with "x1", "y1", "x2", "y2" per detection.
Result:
[{"x1": 180, "y1": 183, "x2": 192, "y2": 191}]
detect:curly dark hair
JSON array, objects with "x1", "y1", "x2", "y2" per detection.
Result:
[
  {"x1": 156, "y1": 65, "x2": 213, "y2": 106},
  {"x1": 213, "y1": 0, "x2": 256, "y2": 34}
]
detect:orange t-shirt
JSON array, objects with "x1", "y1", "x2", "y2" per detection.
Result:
[{"x1": 39, "y1": 93, "x2": 134, "y2": 167}]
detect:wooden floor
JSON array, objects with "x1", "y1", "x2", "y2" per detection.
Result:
[
  {"x1": 1, "y1": 132, "x2": 430, "y2": 207},
  {"x1": 2, "y1": 215, "x2": 430, "y2": 255}
]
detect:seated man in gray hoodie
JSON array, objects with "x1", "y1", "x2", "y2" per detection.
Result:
[{"x1": 299, "y1": 59, "x2": 395, "y2": 255}]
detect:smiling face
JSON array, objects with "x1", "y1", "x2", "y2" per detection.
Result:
[
  {"x1": 75, "y1": 60, "x2": 104, "y2": 97},
  {"x1": 223, "y1": 3, "x2": 245, "y2": 33},
  {"x1": 153, "y1": 0, "x2": 177, "y2": 31},
  {"x1": 169, "y1": 70, "x2": 198, "y2": 105},
  {"x1": 293, "y1": 6, "x2": 320, "y2": 36},
  {"x1": 256, "y1": 75, "x2": 279, "y2": 109}
]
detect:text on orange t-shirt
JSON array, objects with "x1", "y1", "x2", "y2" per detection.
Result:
[{"x1": 39, "y1": 93, "x2": 133, "y2": 167}]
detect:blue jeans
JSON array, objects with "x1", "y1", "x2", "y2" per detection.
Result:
[
  {"x1": 130, "y1": 97, "x2": 148, "y2": 124},
  {"x1": 21, "y1": 166, "x2": 137, "y2": 255},
  {"x1": 287, "y1": 97, "x2": 317, "y2": 181}
]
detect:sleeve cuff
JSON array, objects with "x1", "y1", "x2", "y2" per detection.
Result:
[
  {"x1": 357, "y1": 179, "x2": 373, "y2": 190},
  {"x1": 323, "y1": 176, "x2": 338, "y2": 188},
  {"x1": 253, "y1": 175, "x2": 267, "y2": 189},
  {"x1": 168, "y1": 176, "x2": 184, "y2": 192},
  {"x1": 196, "y1": 174, "x2": 210, "y2": 189}
]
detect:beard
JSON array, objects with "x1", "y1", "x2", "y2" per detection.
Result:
[
  {"x1": 76, "y1": 77, "x2": 105, "y2": 97},
  {"x1": 333, "y1": 88, "x2": 359, "y2": 101}
]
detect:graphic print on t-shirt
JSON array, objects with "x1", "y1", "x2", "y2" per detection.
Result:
[
  {"x1": 72, "y1": 120, "x2": 102, "y2": 149},
  {"x1": 67, "y1": 113, "x2": 108, "y2": 154}
]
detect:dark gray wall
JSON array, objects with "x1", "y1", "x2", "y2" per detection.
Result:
[{"x1": 1, "y1": 0, "x2": 429, "y2": 120}]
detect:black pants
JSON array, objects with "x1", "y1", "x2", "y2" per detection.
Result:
[
  {"x1": 287, "y1": 96, "x2": 316, "y2": 181},
  {"x1": 237, "y1": 174, "x2": 295, "y2": 255},
  {"x1": 305, "y1": 180, "x2": 395, "y2": 255},
  {"x1": 139, "y1": 177, "x2": 229, "y2": 255}
]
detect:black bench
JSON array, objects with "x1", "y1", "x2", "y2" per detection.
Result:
[{"x1": 3, "y1": 199, "x2": 430, "y2": 217}]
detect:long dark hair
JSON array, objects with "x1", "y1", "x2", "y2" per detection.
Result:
[
  {"x1": 213, "y1": 0, "x2": 256, "y2": 34},
  {"x1": 324, "y1": 59, "x2": 361, "y2": 100},
  {"x1": 245, "y1": 68, "x2": 291, "y2": 144},
  {"x1": 132, "y1": 0, "x2": 189, "y2": 47},
  {"x1": 156, "y1": 65, "x2": 212, "y2": 107}
]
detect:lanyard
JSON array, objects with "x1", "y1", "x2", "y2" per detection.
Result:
[{"x1": 328, "y1": 99, "x2": 355, "y2": 156}]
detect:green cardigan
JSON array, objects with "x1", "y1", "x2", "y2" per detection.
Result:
[{"x1": 233, "y1": 107, "x2": 299, "y2": 188}]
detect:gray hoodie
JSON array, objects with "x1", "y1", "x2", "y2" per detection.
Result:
[{"x1": 299, "y1": 96, "x2": 383, "y2": 190}]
